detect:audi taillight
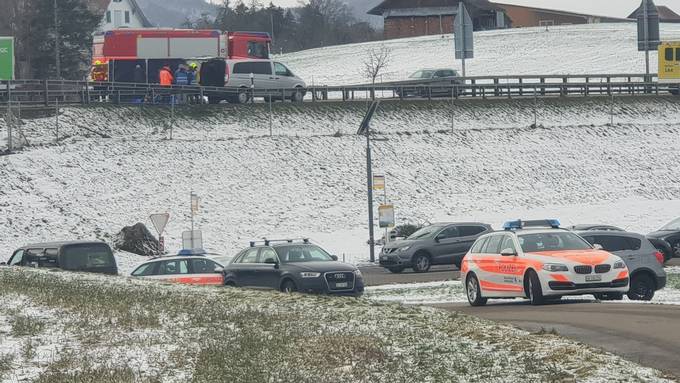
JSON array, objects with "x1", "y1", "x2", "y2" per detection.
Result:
[{"x1": 654, "y1": 251, "x2": 664, "y2": 265}]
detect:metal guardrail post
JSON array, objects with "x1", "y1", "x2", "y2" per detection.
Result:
[
  {"x1": 471, "y1": 79, "x2": 476, "y2": 97},
  {"x1": 540, "y1": 78, "x2": 545, "y2": 96},
  {"x1": 519, "y1": 78, "x2": 523, "y2": 97},
  {"x1": 44, "y1": 80, "x2": 49, "y2": 106},
  {"x1": 323, "y1": 86, "x2": 328, "y2": 101},
  {"x1": 494, "y1": 78, "x2": 499, "y2": 97}
]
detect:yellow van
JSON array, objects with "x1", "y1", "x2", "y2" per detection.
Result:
[{"x1": 659, "y1": 41, "x2": 680, "y2": 92}]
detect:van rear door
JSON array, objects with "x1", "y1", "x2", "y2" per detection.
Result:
[{"x1": 60, "y1": 243, "x2": 118, "y2": 275}]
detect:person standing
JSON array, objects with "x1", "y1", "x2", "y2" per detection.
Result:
[
  {"x1": 133, "y1": 64, "x2": 146, "y2": 84},
  {"x1": 159, "y1": 64, "x2": 174, "y2": 86}
]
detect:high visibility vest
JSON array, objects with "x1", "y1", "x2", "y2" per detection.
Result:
[
  {"x1": 159, "y1": 68, "x2": 174, "y2": 86},
  {"x1": 175, "y1": 70, "x2": 189, "y2": 86}
]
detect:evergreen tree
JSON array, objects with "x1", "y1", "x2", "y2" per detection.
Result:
[{"x1": 28, "y1": 0, "x2": 100, "y2": 80}]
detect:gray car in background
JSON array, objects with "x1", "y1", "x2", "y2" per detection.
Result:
[
  {"x1": 379, "y1": 222, "x2": 492, "y2": 273},
  {"x1": 576, "y1": 230, "x2": 667, "y2": 301}
]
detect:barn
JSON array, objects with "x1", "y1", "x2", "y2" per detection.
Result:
[{"x1": 367, "y1": 0, "x2": 511, "y2": 40}]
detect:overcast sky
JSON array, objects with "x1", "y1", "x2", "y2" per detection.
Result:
[{"x1": 231, "y1": 0, "x2": 678, "y2": 19}]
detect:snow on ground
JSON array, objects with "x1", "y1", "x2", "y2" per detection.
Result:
[
  {"x1": 279, "y1": 23, "x2": 680, "y2": 86},
  {"x1": 2, "y1": 97, "x2": 680, "y2": 265}
]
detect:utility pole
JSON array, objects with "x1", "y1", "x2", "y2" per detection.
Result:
[
  {"x1": 54, "y1": 0, "x2": 61, "y2": 79},
  {"x1": 643, "y1": 0, "x2": 649, "y2": 79}
]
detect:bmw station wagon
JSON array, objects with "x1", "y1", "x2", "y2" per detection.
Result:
[{"x1": 223, "y1": 239, "x2": 364, "y2": 297}]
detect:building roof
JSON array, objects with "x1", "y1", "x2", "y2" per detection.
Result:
[
  {"x1": 86, "y1": 0, "x2": 153, "y2": 27},
  {"x1": 628, "y1": 4, "x2": 680, "y2": 22},
  {"x1": 494, "y1": 2, "x2": 630, "y2": 22},
  {"x1": 368, "y1": 0, "x2": 502, "y2": 16}
]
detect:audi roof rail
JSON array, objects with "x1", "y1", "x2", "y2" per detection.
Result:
[{"x1": 249, "y1": 238, "x2": 310, "y2": 247}]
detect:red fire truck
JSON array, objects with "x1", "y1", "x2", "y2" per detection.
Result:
[{"x1": 91, "y1": 29, "x2": 271, "y2": 82}]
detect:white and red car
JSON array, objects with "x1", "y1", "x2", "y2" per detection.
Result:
[
  {"x1": 130, "y1": 251, "x2": 224, "y2": 286},
  {"x1": 462, "y1": 220, "x2": 630, "y2": 306}
]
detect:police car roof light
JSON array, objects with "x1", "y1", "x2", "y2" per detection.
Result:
[
  {"x1": 178, "y1": 248, "x2": 207, "y2": 256},
  {"x1": 503, "y1": 220, "x2": 523, "y2": 231},
  {"x1": 503, "y1": 219, "x2": 561, "y2": 230}
]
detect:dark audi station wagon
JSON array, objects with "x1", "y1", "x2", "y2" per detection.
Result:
[{"x1": 223, "y1": 239, "x2": 364, "y2": 297}]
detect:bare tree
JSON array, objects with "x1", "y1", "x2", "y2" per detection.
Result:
[{"x1": 362, "y1": 45, "x2": 391, "y2": 99}]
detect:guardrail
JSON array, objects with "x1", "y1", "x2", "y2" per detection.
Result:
[{"x1": 0, "y1": 73, "x2": 675, "y2": 108}]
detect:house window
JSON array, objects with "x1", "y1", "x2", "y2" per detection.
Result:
[
  {"x1": 125, "y1": 11, "x2": 130, "y2": 24},
  {"x1": 106, "y1": 11, "x2": 111, "y2": 23}
]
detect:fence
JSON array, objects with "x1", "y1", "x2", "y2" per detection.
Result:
[{"x1": 0, "y1": 73, "x2": 674, "y2": 109}]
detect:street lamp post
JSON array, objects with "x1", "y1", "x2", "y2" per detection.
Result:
[{"x1": 358, "y1": 101, "x2": 381, "y2": 263}]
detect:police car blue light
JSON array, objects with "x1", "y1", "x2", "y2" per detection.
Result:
[
  {"x1": 177, "y1": 248, "x2": 207, "y2": 256},
  {"x1": 503, "y1": 219, "x2": 561, "y2": 230}
]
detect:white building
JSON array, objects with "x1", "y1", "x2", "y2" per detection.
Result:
[{"x1": 96, "y1": 0, "x2": 153, "y2": 31}]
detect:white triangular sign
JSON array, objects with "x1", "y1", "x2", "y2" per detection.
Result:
[{"x1": 150, "y1": 213, "x2": 170, "y2": 235}]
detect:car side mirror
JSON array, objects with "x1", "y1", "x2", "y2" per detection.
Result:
[
  {"x1": 214, "y1": 267, "x2": 224, "y2": 274},
  {"x1": 500, "y1": 248, "x2": 517, "y2": 257},
  {"x1": 264, "y1": 258, "x2": 280, "y2": 269},
  {"x1": 330, "y1": 255, "x2": 338, "y2": 261},
  {"x1": 593, "y1": 244, "x2": 604, "y2": 250}
]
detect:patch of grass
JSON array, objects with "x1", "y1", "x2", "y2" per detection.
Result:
[
  {"x1": 0, "y1": 353, "x2": 15, "y2": 379},
  {"x1": 21, "y1": 339, "x2": 36, "y2": 360},
  {"x1": 534, "y1": 327, "x2": 559, "y2": 336},
  {"x1": 666, "y1": 274, "x2": 680, "y2": 290},
  {"x1": 11, "y1": 315, "x2": 45, "y2": 337}
]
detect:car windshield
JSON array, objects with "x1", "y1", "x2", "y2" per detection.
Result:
[
  {"x1": 659, "y1": 218, "x2": 680, "y2": 231},
  {"x1": 409, "y1": 70, "x2": 435, "y2": 79},
  {"x1": 275, "y1": 245, "x2": 333, "y2": 263},
  {"x1": 407, "y1": 226, "x2": 443, "y2": 240},
  {"x1": 518, "y1": 232, "x2": 592, "y2": 252}
]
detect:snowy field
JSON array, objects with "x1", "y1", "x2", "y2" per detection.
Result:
[
  {"x1": 279, "y1": 23, "x2": 680, "y2": 86},
  {"x1": 0, "y1": 268, "x2": 675, "y2": 383},
  {"x1": 3, "y1": 97, "x2": 680, "y2": 267}
]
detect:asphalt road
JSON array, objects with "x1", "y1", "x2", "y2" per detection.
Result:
[{"x1": 360, "y1": 259, "x2": 680, "y2": 377}]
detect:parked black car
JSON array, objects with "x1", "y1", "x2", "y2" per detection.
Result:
[
  {"x1": 647, "y1": 218, "x2": 680, "y2": 262},
  {"x1": 2, "y1": 241, "x2": 118, "y2": 275},
  {"x1": 379, "y1": 222, "x2": 492, "y2": 273},
  {"x1": 223, "y1": 239, "x2": 364, "y2": 297},
  {"x1": 568, "y1": 224, "x2": 624, "y2": 231}
]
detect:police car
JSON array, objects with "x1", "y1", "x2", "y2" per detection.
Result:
[
  {"x1": 462, "y1": 220, "x2": 630, "y2": 306},
  {"x1": 130, "y1": 249, "x2": 225, "y2": 286}
]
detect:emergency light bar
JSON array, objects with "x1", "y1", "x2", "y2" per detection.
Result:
[
  {"x1": 177, "y1": 248, "x2": 207, "y2": 256},
  {"x1": 249, "y1": 238, "x2": 311, "y2": 247},
  {"x1": 503, "y1": 219, "x2": 560, "y2": 230}
]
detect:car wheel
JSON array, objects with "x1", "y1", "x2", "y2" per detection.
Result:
[
  {"x1": 627, "y1": 274, "x2": 655, "y2": 301},
  {"x1": 593, "y1": 292, "x2": 623, "y2": 301},
  {"x1": 236, "y1": 88, "x2": 250, "y2": 104},
  {"x1": 527, "y1": 270, "x2": 545, "y2": 305},
  {"x1": 387, "y1": 267, "x2": 404, "y2": 274},
  {"x1": 466, "y1": 274, "x2": 487, "y2": 306},
  {"x1": 281, "y1": 279, "x2": 298, "y2": 293},
  {"x1": 291, "y1": 87, "x2": 304, "y2": 102},
  {"x1": 412, "y1": 252, "x2": 431, "y2": 273}
]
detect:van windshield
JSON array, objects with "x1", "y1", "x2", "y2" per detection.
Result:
[{"x1": 61, "y1": 244, "x2": 116, "y2": 271}]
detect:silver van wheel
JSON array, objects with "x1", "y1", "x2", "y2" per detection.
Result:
[
  {"x1": 237, "y1": 89, "x2": 249, "y2": 104},
  {"x1": 291, "y1": 88, "x2": 304, "y2": 102}
]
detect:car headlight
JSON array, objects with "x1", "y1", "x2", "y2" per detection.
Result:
[
  {"x1": 397, "y1": 246, "x2": 411, "y2": 252},
  {"x1": 300, "y1": 272, "x2": 321, "y2": 278},
  {"x1": 613, "y1": 261, "x2": 626, "y2": 269},
  {"x1": 542, "y1": 263, "x2": 568, "y2": 272},
  {"x1": 353, "y1": 269, "x2": 362, "y2": 277}
]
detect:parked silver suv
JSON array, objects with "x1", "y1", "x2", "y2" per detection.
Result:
[
  {"x1": 576, "y1": 230, "x2": 667, "y2": 300},
  {"x1": 379, "y1": 222, "x2": 492, "y2": 273},
  {"x1": 199, "y1": 58, "x2": 306, "y2": 104}
]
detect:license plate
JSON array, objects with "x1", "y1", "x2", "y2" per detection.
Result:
[
  {"x1": 586, "y1": 275, "x2": 602, "y2": 282},
  {"x1": 335, "y1": 282, "x2": 349, "y2": 288}
]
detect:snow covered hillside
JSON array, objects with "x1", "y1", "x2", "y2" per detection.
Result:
[
  {"x1": 279, "y1": 23, "x2": 680, "y2": 85},
  {"x1": 2, "y1": 96, "x2": 680, "y2": 264}
]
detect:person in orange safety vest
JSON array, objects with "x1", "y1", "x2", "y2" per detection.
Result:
[{"x1": 159, "y1": 64, "x2": 174, "y2": 86}]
